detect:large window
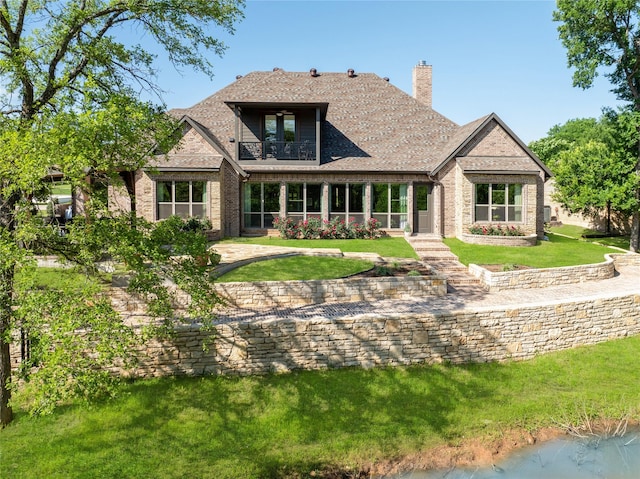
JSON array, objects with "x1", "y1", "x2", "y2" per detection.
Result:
[
  {"x1": 287, "y1": 183, "x2": 321, "y2": 221},
  {"x1": 474, "y1": 183, "x2": 523, "y2": 222},
  {"x1": 244, "y1": 183, "x2": 280, "y2": 228},
  {"x1": 372, "y1": 183, "x2": 407, "y2": 229},
  {"x1": 330, "y1": 183, "x2": 365, "y2": 224},
  {"x1": 157, "y1": 180, "x2": 206, "y2": 220}
]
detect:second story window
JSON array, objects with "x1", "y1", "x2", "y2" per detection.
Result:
[
  {"x1": 264, "y1": 114, "x2": 296, "y2": 142},
  {"x1": 264, "y1": 114, "x2": 296, "y2": 159}
]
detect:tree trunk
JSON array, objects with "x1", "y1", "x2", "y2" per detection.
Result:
[
  {"x1": 631, "y1": 209, "x2": 640, "y2": 253},
  {"x1": 0, "y1": 267, "x2": 15, "y2": 426}
]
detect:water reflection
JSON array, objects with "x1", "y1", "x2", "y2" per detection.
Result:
[{"x1": 389, "y1": 433, "x2": 640, "y2": 479}]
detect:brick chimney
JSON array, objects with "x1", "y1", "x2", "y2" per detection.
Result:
[{"x1": 412, "y1": 60, "x2": 432, "y2": 108}]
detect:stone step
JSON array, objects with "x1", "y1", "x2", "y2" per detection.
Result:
[
  {"x1": 419, "y1": 251, "x2": 460, "y2": 262},
  {"x1": 406, "y1": 236, "x2": 486, "y2": 291}
]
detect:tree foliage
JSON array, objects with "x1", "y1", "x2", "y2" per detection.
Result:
[
  {"x1": 0, "y1": 0, "x2": 244, "y2": 425},
  {"x1": 530, "y1": 113, "x2": 640, "y2": 234},
  {"x1": 554, "y1": 0, "x2": 640, "y2": 251}
]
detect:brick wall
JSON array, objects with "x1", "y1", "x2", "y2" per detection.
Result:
[{"x1": 459, "y1": 173, "x2": 539, "y2": 237}]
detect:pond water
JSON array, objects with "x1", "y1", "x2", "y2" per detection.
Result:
[{"x1": 387, "y1": 433, "x2": 640, "y2": 479}]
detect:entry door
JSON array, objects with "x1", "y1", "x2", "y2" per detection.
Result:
[{"x1": 414, "y1": 183, "x2": 433, "y2": 233}]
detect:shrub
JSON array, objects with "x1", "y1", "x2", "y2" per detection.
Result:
[
  {"x1": 298, "y1": 217, "x2": 323, "y2": 239},
  {"x1": 273, "y1": 216, "x2": 382, "y2": 240},
  {"x1": 273, "y1": 216, "x2": 299, "y2": 239},
  {"x1": 468, "y1": 224, "x2": 525, "y2": 237}
]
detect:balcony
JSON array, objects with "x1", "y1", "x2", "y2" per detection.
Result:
[{"x1": 239, "y1": 141, "x2": 316, "y2": 161}]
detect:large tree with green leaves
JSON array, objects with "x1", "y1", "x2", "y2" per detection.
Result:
[
  {"x1": 0, "y1": 1, "x2": 244, "y2": 426},
  {"x1": 555, "y1": 0, "x2": 640, "y2": 251},
  {"x1": 530, "y1": 113, "x2": 639, "y2": 235}
]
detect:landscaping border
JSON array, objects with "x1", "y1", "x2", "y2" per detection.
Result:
[
  {"x1": 460, "y1": 233, "x2": 538, "y2": 247},
  {"x1": 468, "y1": 253, "x2": 639, "y2": 292}
]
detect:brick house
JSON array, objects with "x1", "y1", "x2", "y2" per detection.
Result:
[{"x1": 109, "y1": 62, "x2": 551, "y2": 239}]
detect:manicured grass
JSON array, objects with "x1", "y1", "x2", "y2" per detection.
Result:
[
  {"x1": 217, "y1": 236, "x2": 419, "y2": 259},
  {"x1": 50, "y1": 183, "x2": 72, "y2": 196},
  {"x1": 445, "y1": 233, "x2": 618, "y2": 268},
  {"x1": 217, "y1": 256, "x2": 374, "y2": 282},
  {"x1": 549, "y1": 224, "x2": 631, "y2": 250},
  {"x1": 16, "y1": 267, "x2": 109, "y2": 292},
  {"x1": 3, "y1": 336, "x2": 640, "y2": 478}
]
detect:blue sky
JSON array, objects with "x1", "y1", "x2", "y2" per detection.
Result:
[{"x1": 142, "y1": 0, "x2": 623, "y2": 144}]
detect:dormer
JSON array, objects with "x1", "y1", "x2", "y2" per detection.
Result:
[{"x1": 225, "y1": 102, "x2": 328, "y2": 165}]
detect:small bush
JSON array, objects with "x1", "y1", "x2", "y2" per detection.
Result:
[{"x1": 374, "y1": 265, "x2": 393, "y2": 276}]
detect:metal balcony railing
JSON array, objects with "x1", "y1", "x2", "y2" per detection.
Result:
[{"x1": 239, "y1": 141, "x2": 316, "y2": 161}]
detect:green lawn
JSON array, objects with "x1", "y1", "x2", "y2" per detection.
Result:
[
  {"x1": 16, "y1": 267, "x2": 109, "y2": 292},
  {"x1": 549, "y1": 224, "x2": 631, "y2": 250},
  {"x1": 3, "y1": 336, "x2": 640, "y2": 479},
  {"x1": 217, "y1": 236, "x2": 419, "y2": 259},
  {"x1": 217, "y1": 256, "x2": 373, "y2": 282},
  {"x1": 445, "y1": 232, "x2": 619, "y2": 268}
]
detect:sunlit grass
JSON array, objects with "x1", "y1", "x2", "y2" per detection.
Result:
[
  {"x1": 445, "y1": 233, "x2": 618, "y2": 268},
  {"x1": 549, "y1": 224, "x2": 631, "y2": 250},
  {"x1": 4, "y1": 336, "x2": 640, "y2": 478},
  {"x1": 217, "y1": 236, "x2": 418, "y2": 259},
  {"x1": 216, "y1": 256, "x2": 373, "y2": 282},
  {"x1": 16, "y1": 266, "x2": 109, "y2": 293}
]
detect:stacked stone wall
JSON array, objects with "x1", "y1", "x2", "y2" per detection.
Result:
[
  {"x1": 468, "y1": 253, "x2": 638, "y2": 291},
  {"x1": 215, "y1": 275, "x2": 447, "y2": 308},
  {"x1": 460, "y1": 233, "x2": 538, "y2": 247},
  {"x1": 116, "y1": 291, "x2": 640, "y2": 378}
]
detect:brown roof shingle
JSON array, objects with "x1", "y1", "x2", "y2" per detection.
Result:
[{"x1": 171, "y1": 69, "x2": 462, "y2": 172}]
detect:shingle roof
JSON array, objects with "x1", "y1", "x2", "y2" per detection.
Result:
[
  {"x1": 164, "y1": 69, "x2": 544, "y2": 175},
  {"x1": 151, "y1": 153, "x2": 223, "y2": 171},
  {"x1": 168, "y1": 69, "x2": 464, "y2": 172},
  {"x1": 457, "y1": 156, "x2": 542, "y2": 173}
]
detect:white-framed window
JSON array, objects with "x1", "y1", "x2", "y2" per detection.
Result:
[
  {"x1": 286, "y1": 182, "x2": 321, "y2": 221},
  {"x1": 371, "y1": 183, "x2": 408, "y2": 229},
  {"x1": 156, "y1": 180, "x2": 206, "y2": 220},
  {"x1": 329, "y1": 183, "x2": 365, "y2": 224},
  {"x1": 243, "y1": 182, "x2": 280, "y2": 229},
  {"x1": 474, "y1": 183, "x2": 523, "y2": 222}
]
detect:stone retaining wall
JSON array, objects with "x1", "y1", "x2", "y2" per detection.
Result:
[
  {"x1": 214, "y1": 275, "x2": 447, "y2": 308},
  {"x1": 460, "y1": 233, "x2": 538, "y2": 246},
  {"x1": 468, "y1": 253, "x2": 639, "y2": 292},
  {"x1": 468, "y1": 258, "x2": 615, "y2": 291},
  {"x1": 119, "y1": 291, "x2": 640, "y2": 377}
]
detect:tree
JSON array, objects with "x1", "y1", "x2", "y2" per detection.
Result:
[
  {"x1": 0, "y1": 1, "x2": 245, "y2": 426},
  {"x1": 555, "y1": 0, "x2": 640, "y2": 251},
  {"x1": 530, "y1": 114, "x2": 638, "y2": 234}
]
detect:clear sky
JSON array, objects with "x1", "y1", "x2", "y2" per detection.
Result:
[{"x1": 140, "y1": 0, "x2": 623, "y2": 144}]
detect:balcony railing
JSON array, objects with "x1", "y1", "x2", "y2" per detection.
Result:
[{"x1": 239, "y1": 141, "x2": 316, "y2": 161}]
